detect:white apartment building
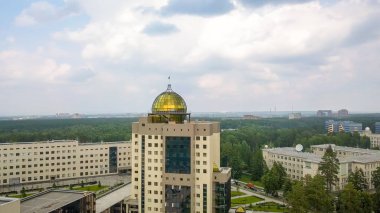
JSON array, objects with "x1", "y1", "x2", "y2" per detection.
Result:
[
  {"x1": 128, "y1": 84, "x2": 231, "y2": 213},
  {"x1": 263, "y1": 144, "x2": 380, "y2": 190},
  {"x1": 361, "y1": 127, "x2": 380, "y2": 149},
  {"x1": 0, "y1": 140, "x2": 131, "y2": 186}
]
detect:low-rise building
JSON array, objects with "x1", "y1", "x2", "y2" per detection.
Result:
[
  {"x1": 0, "y1": 140, "x2": 131, "y2": 186},
  {"x1": 0, "y1": 197, "x2": 20, "y2": 213},
  {"x1": 376, "y1": 122, "x2": 380, "y2": 134},
  {"x1": 263, "y1": 144, "x2": 380, "y2": 190},
  {"x1": 21, "y1": 190, "x2": 95, "y2": 213}
]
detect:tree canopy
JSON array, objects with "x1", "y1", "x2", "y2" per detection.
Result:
[{"x1": 318, "y1": 145, "x2": 339, "y2": 191}]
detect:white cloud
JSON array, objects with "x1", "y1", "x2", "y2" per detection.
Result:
[
  {"x1": 14, "y1": 1, "x2": 80, "y2": 27},
  {"x1": 2, "y1": 0, "x2": 380, "y2": 115}
]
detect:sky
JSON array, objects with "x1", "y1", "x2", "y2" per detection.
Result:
[{"x1": 1, "y1": 0, "x2": 380, "y2": 116}]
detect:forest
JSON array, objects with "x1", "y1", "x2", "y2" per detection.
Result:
[{"x1": 0, "y1": 115, "x2": 379, "y2": 181}]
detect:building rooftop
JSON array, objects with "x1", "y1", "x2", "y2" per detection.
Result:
[
  {"x1": 21, "y1": 190, "x2": 90, "y2": 213},
  {"x1": 0, "y1": 197, "x2": 18, "y2": 205},
  {"x1": 267, "y1": 145, "x2": 380, "y2": 164},
  {"x1": 96, "y1": 183, "x2": 131, "y2": 213},
  {"x1": 0, "y1": 140, "x2": 77, "y2": 145},
  {"x1": 264, "y1": 147, "x2": 322, "y2": 163},
  {"x1": 311, "y1": 144, "x2": 380, "y2": 155},
  {"x1": 0, "y1": 140, "x2": 130, "y2": 146}
]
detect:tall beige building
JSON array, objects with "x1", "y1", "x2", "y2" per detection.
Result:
[
  {"x1": 129, "y1": 84, "x2": 231, "y2": 213},
  {"x1": 0, "y1": 140, "x2": 131, "y2": 186},
  {"x1": 263, "y1": 144, "x2": 380, "y2": 190}
]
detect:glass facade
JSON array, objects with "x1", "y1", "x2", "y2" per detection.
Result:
[
  {"x1": 165, "y1": 137, "x2": 191, "y2": 174},
  {"x1": 203, "y1": 184, "x2": 207, "y2": 213},
  {"x1": 214, "y1": 178, "x2": 231, "y2": 213},
  {"x1": 165, "y1": 185, "x2": 191, "y2": 213},
  {"x1": 141, "y1": 136, "x2": 146, "y2": 213},
  {"x1": 109, "y1": 147, "x2": 118, "y2": 173}
]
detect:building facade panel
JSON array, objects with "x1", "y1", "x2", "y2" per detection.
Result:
[{"x1": 0, "y1": 140, "x2": 131, "y2": 186}]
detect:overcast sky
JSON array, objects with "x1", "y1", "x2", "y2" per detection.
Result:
[{"x1": 1, "y1": 0, "x2": 380, "y2": 116}]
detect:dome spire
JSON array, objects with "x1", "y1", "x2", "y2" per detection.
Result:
[{"x1": 167, "y1": 76, "x2": 172, "y2": 92}]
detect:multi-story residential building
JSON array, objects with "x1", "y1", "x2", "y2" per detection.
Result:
[
  {"x1": 325, "y1": 120, "x2": 362, "y2": 134},
  {"x1": 288, "y1": 113, "x2": 302, "y2": 120},
  {"x1": 0, "y1": 140, "x2": 131, "y2": 186},
  {"x1": 129, "y1": 84, "x2": 231, "y2": 213},
  {"x1": 361, "y1": 127, "x2": 380, "y2": 149},
  {"x1": 317, "y1": 110, "x2": 332, "y2": 117},
  {"x1": 376, "y1": 122, "x2": 380, "y2": 134},
  {"x1": 263, "y1": 144, "x2": 380, "y2": 190},
  {"x1": 337, "y1": 109, "x2": 349, "y2": 117}
]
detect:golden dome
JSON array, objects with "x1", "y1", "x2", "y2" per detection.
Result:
[{"x1": 151, "y1": 84, "x2": 187, "y2": 114}]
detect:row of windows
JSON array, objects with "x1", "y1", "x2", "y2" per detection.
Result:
[
  {"x1": 2, "y1": 161, "x2": 76, "y2": 169},
  {"x1": 0, "y1": 144, "x2": 76, "y2": 151}
]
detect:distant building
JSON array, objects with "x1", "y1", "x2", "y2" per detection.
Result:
[
  {"x1": 337, "y1": 109, "x2": 349, "y2": 117},
  {"x1": 376, "y1": 122, "x2": 380, "y2": 134},
  {"x1": 0, "y1": 140, "x2": 131, "y2": 186},
  {"x1": 288, "y1": 113, "x2": 302, "y2": 120},
  {"x1": 242, "y1": 115, "x2": 261, "y2": 120},
  {"x1": 361, "y1": 127, "x2": 380, "y2": 149},
  {"x1": 317, "y1": 110, "x2": 332, "y2": 117},
  {"x1": 325, "y1": 120, "x2": 362, "y2": 134},
  {"x1": 263, "y1": 144, "x2": 380, "y2": 190}
]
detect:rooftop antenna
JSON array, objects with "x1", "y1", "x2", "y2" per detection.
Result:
[{"x1": 295, "y1": 144, "x2": 303, "y2": 152}]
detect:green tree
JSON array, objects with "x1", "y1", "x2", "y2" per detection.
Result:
[
  {"x1": 372, "y1": 167, "x2": 380, "y2": 190},
  {"x1": 262, "y1": 162, "x2": 286, "y2": 196},
  {"x1": 21, "y1": 187, "x2": 26, "y2": 198},
  {"x1": 373, "y1": 192, "x2": 380, "y2": 213},
  {"x1": 348, "y1": 168, "x2": 368, "y2": 191},
  {"x1": 359, "y1": 191, "x2": 373, "y2": 213},
  {"x1": 98, "y1": 181, "x2": 102, "y2": 188},
  {"x1": 318, "y1": 145, "x2": 339, "y2": 191},
  {"x1": 373, "y1": 167, "x2": 380, "y2": 213},
  {"x1": 337, "y1": 183, "x2": 362, "y2": 213},
  {"x1": 81, "y1": 180, "x2": 84, "y2": 188},
  {"x1": 304, "y1": 175, "x2": 334, "y2": 213},
  {"x1": 251, "y1": 149, "x2": 264, "y2": 181},
  {"x1": 282, "y1": 177, "x2": 292, "y2": 197},
  {"x1": 286, "y1": 181, "x2": 307, "y2": 213}
]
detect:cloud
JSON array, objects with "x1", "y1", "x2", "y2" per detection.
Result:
[
  {"x1": 0, "y1": 50, "x2": 93, "y2": 84},
  {"x1": 238, "y1": 0, "x2": 315, "y2": 8},
  {"x1": 343, "y1": 12, "x2": 380, "y2": 47},
  {"x1": 142, "y1": 21, "x2": 178, "y2": 36},
  {"x1": 14, "y1": 1, "x2": 80, "y2": 26},
  {"x1": 160, "y1": 0, "x2": 234, "y2": 16},
  {"x1": 2, "y1": 0, "x2": 380, "y2": 115}
]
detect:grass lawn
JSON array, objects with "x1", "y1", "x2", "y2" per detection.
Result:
[
  {"x1": 231, "y1": 196, "x2": 264, "y2": 207},
  {"x1": 248, "y1": 202, "x2": 288, "y2": 212},
  {"x1": 72, "y1": 185, "x2": 108, "y2": 192},
  {"x1": 8, "y1": 193, "x2": 34, "y2": 198},
  {"x1": 231, "y1": 191, "x2": 246, "y2": 197},
  {"x1": 237, "y1": 174, "x2": 263, "y2": 187}
]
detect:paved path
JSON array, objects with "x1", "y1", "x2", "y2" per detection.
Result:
[{"x1": 229, "y1": 186, "x2": 286, "y2": 213}]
